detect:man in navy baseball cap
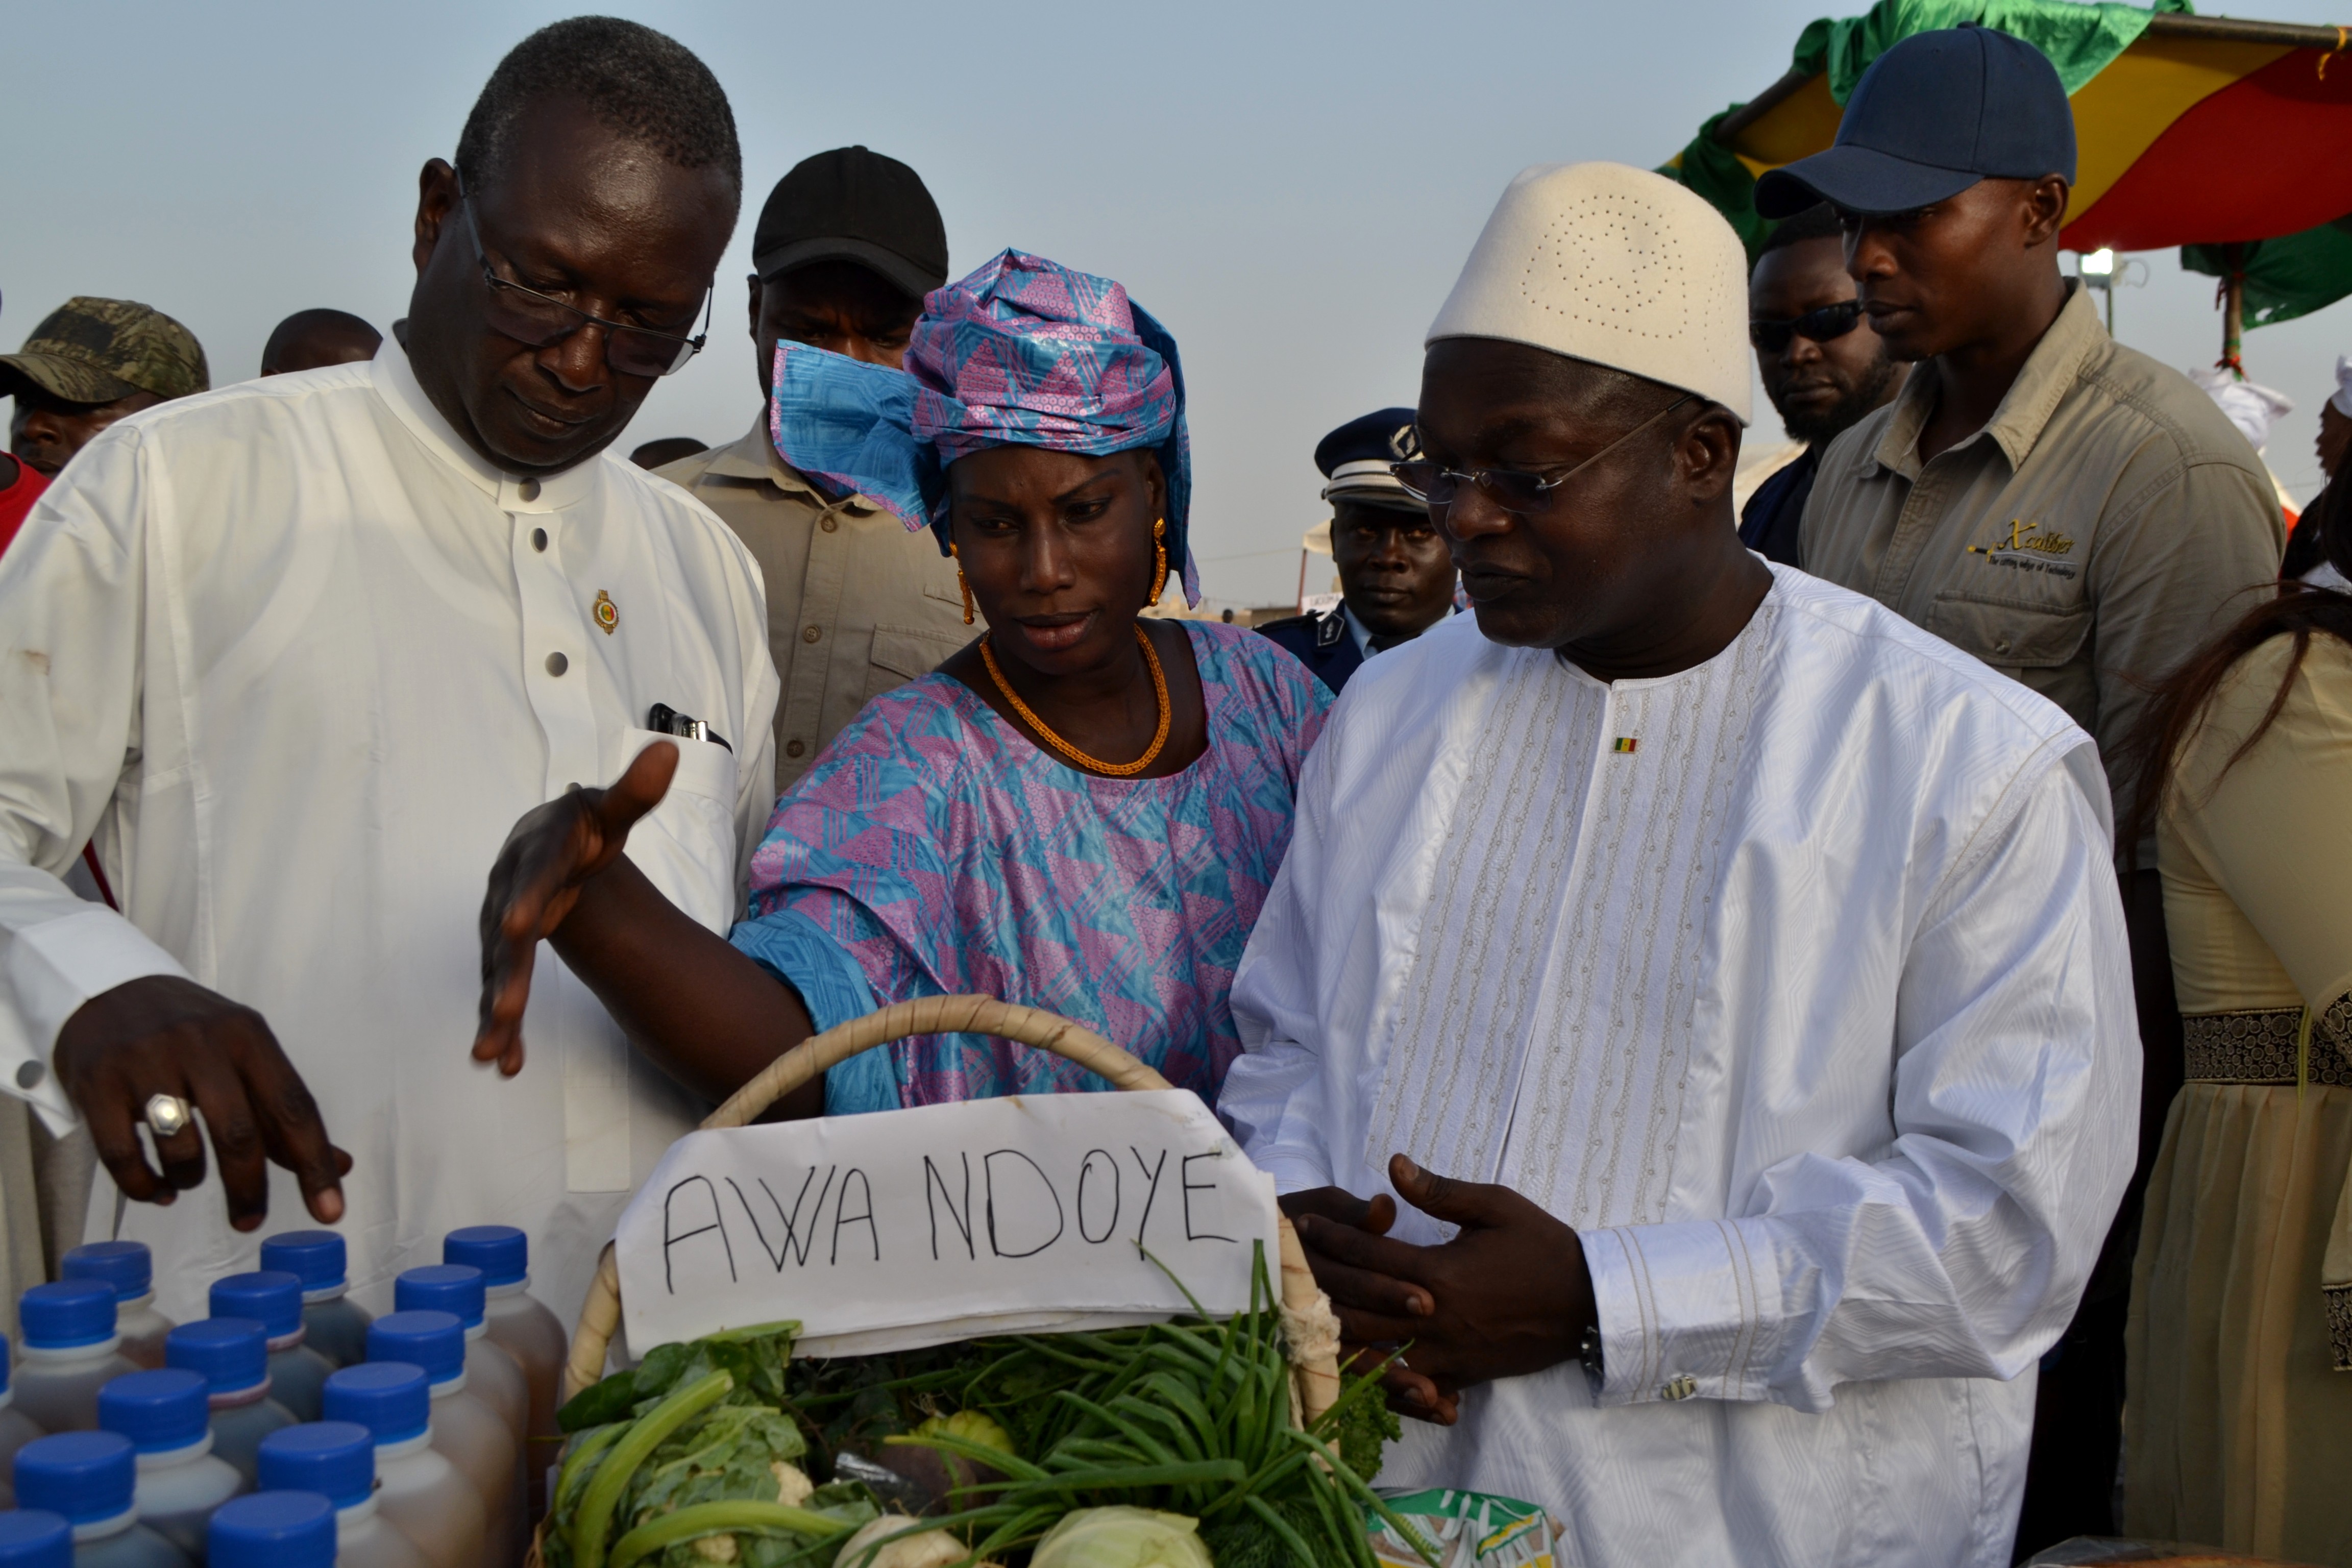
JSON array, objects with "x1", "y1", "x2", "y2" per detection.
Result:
[
  {"x1": 1754, "y1": 23, "x2": 2075, "y2": 219},
  {"x1": 1779, "y1": 26, "x2": 2286, "y2": 1560}
]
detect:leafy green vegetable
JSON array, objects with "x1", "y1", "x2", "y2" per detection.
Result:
[{"x1": 553, "y1": 1252, "x2": 1415, "y2": 1568}]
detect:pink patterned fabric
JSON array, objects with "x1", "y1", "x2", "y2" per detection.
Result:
[{"x1": 734, "y1": 622, "x2": 1328, "y2": 1108}]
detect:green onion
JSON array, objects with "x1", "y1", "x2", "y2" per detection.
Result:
[
  {"x1": 606, "y1": 1502, "x2": 850, "y2": 1568},
  {"x1": 571, "y1": 1369, "x2": 734, "y2": 1568}
]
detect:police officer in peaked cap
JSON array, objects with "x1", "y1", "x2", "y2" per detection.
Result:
[{"x1": 1258, "y1": 407, "x2": 1457, "y2": 694}]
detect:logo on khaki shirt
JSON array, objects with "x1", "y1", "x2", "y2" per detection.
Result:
[{"x1": 1969, "y1": 520, "x2": 2078, "y2": 578}]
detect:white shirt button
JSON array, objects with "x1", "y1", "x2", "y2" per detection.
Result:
[
  {"x1": 545, "y1": 652, "x2": 568, "y2": 676},
  {"x1": 519, "y1": 479, "x2": 542, "y2": 502}
]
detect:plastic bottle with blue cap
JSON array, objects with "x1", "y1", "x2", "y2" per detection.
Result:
[
  {"x1": 95, "y1": 1372, "x2": 244, "y2": 1562},
  {"x1": 14, "y1": 1285, "x2": 137, "y2": 1435},
  {"x1": 321, "y1": 1364, "x2": 486, "y2": 1568},
  {"x1": 161, "y1": 1324, "x2": 292, "y2": 1488},
  {"x1": 205, "y1": 1279, "x2": 330, "y2": 1426},
  {"x1": 391, "y1": 1271, "x2": 525, "y2": 1457},
  {"x1": 0, "y1": 1509, "x2": 73, "y2": 1568},
  {"x1": 204, "y1": 1492, "x2": 335, "y2": 1568},
  {"x1": 258, "y1": 1424, "x2": 423, "y2": 1568},
  {"x1": 11, "y1": 1431, "x2": 190, "y2": 1568},
  {"x1": 364, "y1": 1315, "x2": 516, "y2": 1568},
  {"x1": 439, "y1": 1230, "x2": 560, "y2": 1523},
  {"x1": 256, "y1": 1237, "x2": 371, "y2": 1372},
  {"x1": 0, "y1": 1334, "x2": 51, "y2": 1510},
  {"x1": 60, "y1": 1250, "x2": 172, "y2": 1374}
]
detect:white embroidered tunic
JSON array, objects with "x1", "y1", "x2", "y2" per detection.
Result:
[
  {"x1": 0, "y1": 345, "x2": 779, "y2": 1328},
  {"x1": 1221, "y1": 567, "x2": 2139, "y2": 1568}
]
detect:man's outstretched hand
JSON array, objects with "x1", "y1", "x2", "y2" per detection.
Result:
[
  {"x1": 473, "y1": 741, "x2": 676, "y2": 1077},
  {"x1": 1287, "y1": 1154, "x2": 1596, "y2": 1424},
  {"x1": 53, "y1": 974, "x2": 353, "y2": 1232}
]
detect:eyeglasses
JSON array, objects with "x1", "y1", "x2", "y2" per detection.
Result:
[
  {"x1": 1389, "y1": 394, "x2": 1694, "y2": 516},
  {"x1": 1748, "y1": 300, "x2": 1865, "y2": 355},
  {"x1": 456, "y1": 177, "x2": 711, "y2": 378}
]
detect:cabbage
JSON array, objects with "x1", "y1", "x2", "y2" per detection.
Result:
[
  {"x1": 829, "y1": 1515, "x2": 969, "y2": 1568},
  {"x1": 1030, "y1": 1508, "x2": 1214, "y2": 1568}
]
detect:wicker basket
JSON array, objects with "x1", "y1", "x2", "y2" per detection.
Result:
[{"x1": 559, "y1": 993, "x2": 1343, "y2": 1419}]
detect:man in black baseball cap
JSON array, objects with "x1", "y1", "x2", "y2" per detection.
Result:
[
  {"x1": 1766, "y1": 27, "x2": 2283, "y2": 1554},
  {"x1": 652, "y1": 146, "x2": 969, "y2": 792}
]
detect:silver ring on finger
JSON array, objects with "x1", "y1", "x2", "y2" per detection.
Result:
[{"x1": 143, "y1": 1092, "x2": 192, "y2": 1140}]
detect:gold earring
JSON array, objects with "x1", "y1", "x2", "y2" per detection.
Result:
[
  {"x1": 950, "y1": 542, "x2": 974, "y2": 625},
  {"x1": 1147, "y1": 517, "x2": 1169, "y2": 606}
]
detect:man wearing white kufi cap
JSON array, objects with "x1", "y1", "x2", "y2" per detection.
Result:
[{"x1": 1221, "y1": 161, "x2": 2137, "y2": 1566}]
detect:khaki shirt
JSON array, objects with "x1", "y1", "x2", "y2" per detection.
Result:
[
  {"x1": 655, "y1": 418, "x2": 972, "y2": 790},
  {"x1": 1802, "y1": 284, "x2": 2283, "y2": 840}
]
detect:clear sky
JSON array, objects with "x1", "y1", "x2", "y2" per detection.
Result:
[{"x1": 8, "y1": 0, "x2": 2351, "y2": 607}]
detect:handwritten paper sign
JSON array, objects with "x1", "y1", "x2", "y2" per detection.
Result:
[{"x1": 613, "y1": 1089, "x2": 1281, "y2": 1357}]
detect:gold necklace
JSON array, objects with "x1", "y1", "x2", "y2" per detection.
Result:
[{"x1": 981, "y1": 626, "x2": 1171, "y2": 777}]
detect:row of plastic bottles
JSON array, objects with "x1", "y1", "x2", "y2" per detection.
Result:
[{"x1": 0, "y1": 1228, "x2": 567, "y2": 1568}]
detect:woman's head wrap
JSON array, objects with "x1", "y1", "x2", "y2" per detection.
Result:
[{"x1": 770, "y1": 248, "x2": 1196, "y2": 604}]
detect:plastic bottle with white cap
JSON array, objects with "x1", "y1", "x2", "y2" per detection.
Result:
[
  {"x1": 257, "y1": 1425, "x2": 425, "y2": 1568},
  {"x1": 60, "y1": 1251, "x2": 171, "y2": 1374},
  {"x1": 14, "y1": 1286, "x2": 137, "y2": 1434},
  {"x1": 204, "y1": 1280, "x2": 330, "y2": 1426},
  {"x1": 95, "y1": 1373, "x2": 244, "y2": 1562},
  {"x1": 321, "y1": 1364, "x2": 487, "y2": 1568},
  {"x1": 11, "y1": 1432, "x2": 190, "y2": 1568},
  {"x1": 363, "y1": 1316, "x2": 516, "y2": 1568},
  {"x1": 255, "y1": 1238, "x2": 371, "y2": 1372},
  {"x1": 0, "y1": 1510, "x2": 72, "y2": 1568},
  {"x1": 389, "y1": 1272, "x2": 525, "y2": 1454},
  {"x1": 437, "y1": 1230, "x2": 560, "y2": 1523},
  {"x1": 161, "y1": 1324, "x2": 293, "y2": 1488},
  {"x1": 0, "y1": 1335, "x2": 51, "y2": 1509},
  {"x1": 204, "y1": 1493, "x2": 335, "y2": 1568}
]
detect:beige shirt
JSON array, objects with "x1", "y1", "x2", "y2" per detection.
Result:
[
  {"x1": 1802, "y1": 283, "x2": 2284, "y2": 838},
  {"x1": 656, "y1": 418, "x2": 972, "y2": 790}
]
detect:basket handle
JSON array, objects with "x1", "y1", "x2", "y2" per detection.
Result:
[{"x1": 561, "y1": 995, "x2": 1340, "y2": 1425}]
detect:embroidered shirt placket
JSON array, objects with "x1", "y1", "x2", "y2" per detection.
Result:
[
  {"x1": 508, "y1": 490, "x2": 630, "y2": 1191},
  {"x1": 1491, "y1": 673, "x2": 1615, "y2": 1190}
]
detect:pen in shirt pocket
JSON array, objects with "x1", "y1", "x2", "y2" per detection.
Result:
[{"x1": 647, "y1": 702, "x2": 730, "y2": 752}]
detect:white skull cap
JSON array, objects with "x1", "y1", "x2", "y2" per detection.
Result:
[{"x1": 1426, "y1": 161, "x2": 1752, "y2": 425}]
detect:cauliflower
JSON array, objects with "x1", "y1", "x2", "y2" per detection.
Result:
[{"x1": 772, "y1": 1462, "x2": 814, "y2": 1508}]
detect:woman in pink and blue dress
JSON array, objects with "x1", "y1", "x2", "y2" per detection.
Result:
[{"x1": 471, "y1": 250, "x2": 1329, "y2": 1118}]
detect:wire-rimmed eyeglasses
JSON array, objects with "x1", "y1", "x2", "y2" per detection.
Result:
[
  {"x1": 456, "y1": 174, "x2": 712, "y2": 378},
  {"x1": 1390, "y1": 394, "x2": 1695, "y2": 516}
]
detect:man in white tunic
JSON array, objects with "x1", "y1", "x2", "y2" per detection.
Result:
[
  {"x1": 1219, "y1": 162, "x2": 2139, "y2": 1566},
  {"x1": 0, "y1": 19, "x2": 778, "y2": 1326}
]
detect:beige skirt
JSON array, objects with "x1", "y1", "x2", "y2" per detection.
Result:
[{"x1": 2126, "y1": 1008, "x2": 2352, "y2": 1564}]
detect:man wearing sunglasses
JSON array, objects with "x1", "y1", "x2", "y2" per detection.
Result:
[
  {"x1": 1757, "y1": 28, "x2": 2283, "y2": 1550},
  {"x1": 1222, "y1": 160, "x2": 2135, "y2": 1567},
  {"x1": 0, "y1": 19, "x2": 780, "y2": 1326},
  {"x1": 1738, "y1": 203, "x2": 1904, "y2": 565}
]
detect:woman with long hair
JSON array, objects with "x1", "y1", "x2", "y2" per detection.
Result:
[
  {"x1": 2124, "y1": 462, "x2": 2352, "y2": 1560},
  {"x1": 465, "y1": 251, "x2": 1329, "y2": 1118}
]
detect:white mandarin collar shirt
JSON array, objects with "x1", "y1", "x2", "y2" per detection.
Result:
[
  {"x1": 1221, "y1": 568, "x2": 2138, "y2": 1567},
  {"x1": 0, "y1": 342, "x2": 778, "y2": 1328}
]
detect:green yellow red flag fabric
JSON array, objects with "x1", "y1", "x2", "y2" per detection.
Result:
[{"x1": 1667, "y1": 0, "x2": 2352, "y2": 326}]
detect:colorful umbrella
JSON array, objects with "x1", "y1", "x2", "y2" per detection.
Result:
[{"x1": 1667, "y1": 0, "x2": 2352, "y2": 328}]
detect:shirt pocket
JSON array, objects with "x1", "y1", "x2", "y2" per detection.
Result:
[
  {"x1": 863, "y1": 624, "x2": 965, "y2": 703},
  {"x1": 619, "y1": 727, "x2": 740, "y2": 934},
  {"x1": 1924, "y1": 593, "x2": 2092, "y2": 673}
]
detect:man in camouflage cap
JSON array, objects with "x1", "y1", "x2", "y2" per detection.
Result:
[{"x1": 2, "y1": 297, "x2": 209, "y2": 477}]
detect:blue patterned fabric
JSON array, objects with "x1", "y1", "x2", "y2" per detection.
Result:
[
  {"x1": 769, "y1": 248, "x2": 1199, "y2": 604},
  {"x1": 728, "y1": 621, "x2": 1329, "y2": 1112}
]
